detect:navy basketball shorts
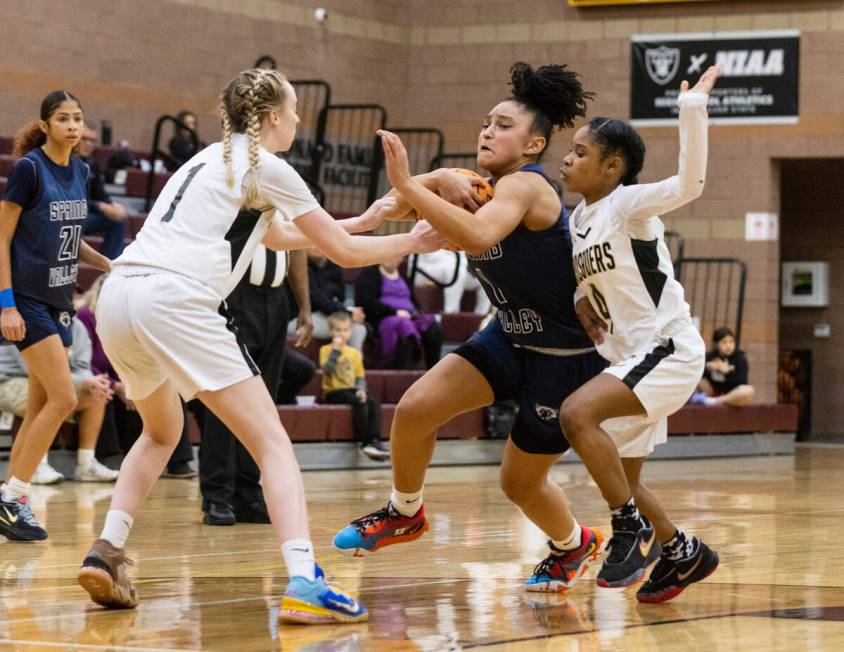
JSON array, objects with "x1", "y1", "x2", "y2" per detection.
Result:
[
  {"x1": 453, "y1": 319, "x2": 606, "y2": 455},
  {"x1": 11, "y1": 294, "x2": 74, "y2": 351}
]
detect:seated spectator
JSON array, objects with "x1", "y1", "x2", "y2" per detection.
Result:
[
  {"x1": 412, "y1": 250, "x2": 491, "y2": 314},
  {"x1": 276, "y1": 349, "x2": 317, "y2": 405},
  {"x1": 691, "y1": 326, "x2": 755, "y2": 407},
  {"x1": 78, "y1": 125, "x2": 127, "y2": 259},
  {"x1": 355, "y1": 256, "x2": 443, "y2": 369},
  {"x1": 289, "y1": 247, "x2": 367, "y2": 350},
  {"x1": 76, "y1": 275, "x2": 197, "y2": 478},
  {"x1": 320, "y1": 312, "x2": 388, "y2": 461},
  {"x1": 168, "y1": 110, "x2": 202, "y2": 167},
  {"x1": 0, "y1": 318, "x2": 118, "y2": 484}
]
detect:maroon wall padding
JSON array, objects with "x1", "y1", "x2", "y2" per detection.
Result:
[
  {"x1": 278, "y1": 405, "x2": 352, "y2": 442},
  {"x1": 668, "y1": 404, "x2": 798, "y2": 434},
  {"x1": 0, "y1": 154, "x2": 15, "y2": 177},
  {"x1": 76, "y1": 264, "x2": 104, "y2": 290},
  {"x1": 438, "y1": 410, "x2": 486, "y2": 439},
  {"x1": 288, "y1": 336, "x2": 325, "y2": 365},
  {"x1": 124, "y1": 169, "x2": 171, "y2": 198},
  {"x1": 90, "y1": 146, "x2": 149, "y2": 172},
  {"x1": 0, "y1": 137, "x2": 14, "y2": 155},
  {"x1": 441, "y1": 312, "x2": 482, "y2": 342},
  {"x1": 414, "y1": 285, "x2": 442, "y2": 314},
  {"x1": 127, "y1": 213, "x2": 148, "y2": 238}
]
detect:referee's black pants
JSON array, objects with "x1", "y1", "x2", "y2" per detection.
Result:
[{"x1": 199, "y1": 283, "x2": 288, "y2": 511}]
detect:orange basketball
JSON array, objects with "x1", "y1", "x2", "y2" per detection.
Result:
[{"x1": 415, "y1": 168, "x2": 494, "y2": 252}]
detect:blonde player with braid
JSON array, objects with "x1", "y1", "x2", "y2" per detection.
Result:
[{"x1": 76, "y1": 68, "x2": 443, "y2": 624}]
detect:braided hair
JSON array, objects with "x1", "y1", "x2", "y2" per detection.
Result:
[
  {"x1": 219, "y1": 68, "x2": 290, "y2": 207},
  {"x1": 588, "y1": 117, "x2": 646, "y2": 186},
  {"x1": 507, "y1": 62, "x2": 593, "y2": 159}
]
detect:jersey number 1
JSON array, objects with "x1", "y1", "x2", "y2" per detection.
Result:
[{"x1": 161, "y1": 163, "x2": 206, "y2": 223}]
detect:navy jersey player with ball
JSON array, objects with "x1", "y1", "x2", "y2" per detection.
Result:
[
  {"x1": 334, "y1": 63, "x2": 656, "y2": 592},
  {"x1": 0, "y1": 91, "x2": 111, "y2": 542},
  {"x1": 559, "y1": 65, "x2": 722, "y2": 600}
]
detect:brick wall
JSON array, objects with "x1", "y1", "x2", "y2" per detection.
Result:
[{"x1": 2, "y1": 0, "x2": 843, "y2": 404}]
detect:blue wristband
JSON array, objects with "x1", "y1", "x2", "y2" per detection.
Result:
[{"x1": 0, "y1": 288, "x2": 15, "y2": 310}]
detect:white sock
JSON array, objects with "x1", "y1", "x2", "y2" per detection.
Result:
[
  {"x1": 282, "y1": 539, "x2": 316, "y2": 581},
  {"x1": 2, "y1": 476, "x2": 30, "y2": 502},
  {"x1": 40, "y1": 453, "x2": 50, "y2": 466},
  {"x1": 390, "y1": 487, "x2": 423, "y2": 517},
  {"x1": 77, "y1": 448, "x2": 95, "y2": 466},
  {"x1": 552, "y1": 522, "x2": 583, "y2": 552},
  {"x1": 100, "y1": 510, "x2": 134, "y2": 549}
]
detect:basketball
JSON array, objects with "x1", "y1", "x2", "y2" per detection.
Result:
[{"x1": 414, "y1": 168, "x2": 494, "y2": 251}]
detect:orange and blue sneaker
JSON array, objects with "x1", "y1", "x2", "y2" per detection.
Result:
[
  {"x1": 332, "y1": 502, "x2": 429, "y2": 556},
  {"x1": 524, "y1": 527, "x2": 605, "y2": 592},
  {"x1": 279, "y1": 564, "x2": 368, "y2": 624},
  {"x1": 636, "y1": 538, "x2": 719, "y2": 603}
]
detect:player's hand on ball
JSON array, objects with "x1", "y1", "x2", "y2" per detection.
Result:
[
  {"x1": 435, "y1": 169, "x2": 485, "y2": 212},
  {"x1": 361, "y1": 196, "x2": 397, "y2": 231}
]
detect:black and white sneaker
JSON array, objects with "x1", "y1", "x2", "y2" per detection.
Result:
[
  {"x1": 637, "y1": 538, "x2": 719, "y2": 603},
  {"x1": 0, "y1": 496, "x2": 48, "y2": 541},
  {"x1": 596, "y1": 514, "x2": 660, "y2": 587},
  {"x1": 361, "y1": 440, "x2": 390, "y2": 461}
]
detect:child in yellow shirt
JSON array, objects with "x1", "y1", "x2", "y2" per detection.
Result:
[{"x1": 320, "y1": 312, "x2": 389, "y2": 461}]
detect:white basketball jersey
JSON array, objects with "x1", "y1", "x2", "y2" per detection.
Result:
[
  {"x1": 569, "y1": 91, "x2": 709, "y2": 364},
  {"x1": 115, "y1": 133, "x2": 318, "y2": 299}
]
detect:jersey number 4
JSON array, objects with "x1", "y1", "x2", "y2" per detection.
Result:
[
  {"x1": 589, "y1": 284, "x2": 613, "y2": 334},
  {"x1": 161, "y1": 163, "x2": 206, "y2": 223}
]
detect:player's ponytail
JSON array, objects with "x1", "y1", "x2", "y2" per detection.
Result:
[
  {"x1": 588, "y1": 117, "x2": 646, "y2": 186},
  {"x1": 14, "y1": 90, "x2": 82, "y2": 157},
  {"x1": 219, "y1": 68, "x2": 290, "y2": 207},
  {"x1": 508, "y1": 62, "x2": 593, "y2": 158}
]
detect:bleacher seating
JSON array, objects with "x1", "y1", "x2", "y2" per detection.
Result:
[
  {"x1": 124, "y1": 168, "x2": 172, "y2": 198},
  {"x1": 0, "y1": 136, "x2": 14, "y2": 155}
]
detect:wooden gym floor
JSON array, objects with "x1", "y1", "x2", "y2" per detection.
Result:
[{"x1": 1, "y1": 445, "x2": 842, "y2": 651}]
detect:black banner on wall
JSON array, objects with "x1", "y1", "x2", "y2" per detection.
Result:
[{"x1": 631, "y1": 31, "x2": 799, "y2": 126}]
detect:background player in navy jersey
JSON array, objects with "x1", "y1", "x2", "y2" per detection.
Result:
[
  {"x1": 335, "y1": 63, "x2": 626, "y2": 592},
  {"x1": 0, "y1": 91, "x2": 111, "y2": 542}
]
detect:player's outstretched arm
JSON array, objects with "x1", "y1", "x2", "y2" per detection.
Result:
[
  {"x1": 79, "y1": 240, "x2": 112, "y2": 272},
  {"x1": 617, "y1": 65, "x2": 721, "y2": 224},
  {"x1": 263, "y1": 197, "x2": 398, "y2": 251}
]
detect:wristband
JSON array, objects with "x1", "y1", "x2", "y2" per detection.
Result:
[{"x1": 0, "y1": 288, "x2": 15, "y2": 309}]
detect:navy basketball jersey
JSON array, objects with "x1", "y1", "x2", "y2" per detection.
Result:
[
  {"x1": 466, "y1": 163, "x2": 592, "y2": 350},
  {"x1": 4, "y1": 149, "x2": 89, "y2": 310}
]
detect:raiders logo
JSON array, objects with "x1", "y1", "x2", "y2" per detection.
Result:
[
  {"x1": 58, "y1": 312, "x2": 72, "y2": 328},
  {"x1": 645, "y1": 46, "x2": 681, "y2": 86},
  {"x1": 534, "y1": 404, "x2": 559, "y2": 422}
]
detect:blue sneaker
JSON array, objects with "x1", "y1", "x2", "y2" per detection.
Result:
[
  {"x1": 333, "y1": 502, "x2": 428, "y2": 556},
  {"x1": 524, "y1": 527, "x2": 605, "y2": 592},
  {"x1": 279, "y1": 564, "x2": 368, "y2": 624}
]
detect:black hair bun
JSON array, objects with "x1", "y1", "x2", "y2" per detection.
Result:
[{"x1": 509, "y1": 62, "x2": 592, "y2": 129}]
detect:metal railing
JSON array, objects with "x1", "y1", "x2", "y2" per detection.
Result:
[
  {"x1": 676, "y1": 257, "x2": 747, "y2": 347},
  {"x1": 144, "y1": 114, "x2": 199, "y2": 211},
  {"x1": 432, "y1": 151, "x2": 479, "y2": 173},
  {"x1": 374, "y1": 127, "x2": 444, "y2": 199},
  {"x1": 313, "y1": 103, "x2": 387, "y2": 215}
]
